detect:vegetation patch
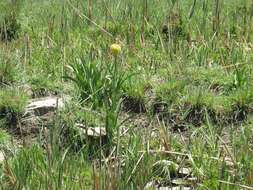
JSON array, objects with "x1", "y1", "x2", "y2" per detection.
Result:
[
  {"x1": 1, "y1": 0, "x2": 253, "y2": 189},
  {"x1": 0, "y1": 15, "x2": 20, "y2": 42},
  {"x1": 0, "y1": 89, "x2": 27, "y2": 129},
  {"x1": 0, "y1": 1, "x2": 21, "y2": 42}
]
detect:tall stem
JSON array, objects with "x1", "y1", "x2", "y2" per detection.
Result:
[
  {"x1": 213, "y1": 0, "x2": 220, "y2": 35},
  {"x1": 88, "y1": 0, "x2": 92, "y2": 25},
  {"x1": 141, "y1": 0, "x2": 148, "y2": 46}
]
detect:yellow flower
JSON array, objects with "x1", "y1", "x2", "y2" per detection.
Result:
[{"x1": 110, "y1": 43, "x2": 121, "y2": 56}]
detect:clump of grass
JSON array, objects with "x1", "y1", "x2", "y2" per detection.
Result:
[
  {"x1": 0, "y1": 129, "x2": 10, "y2": 145},
  {"x1": 0, "y1": 1, "x2": 21, "y2": 42},
  {"x1": 186, "y1": 66, "x2": 234, "y2": 93},
  {"x1": 66, "y1": 46, "x2": 128, "y2": 151},
  {"x1": 0, "y1": 89, "x2": 27, "y2": 127},
  {"x1": 1, "y1": 144, "x2": 93, "y2": 189},
  {"x1": 66, "y1": 57, "x2": 105, "y2": 109},
  {"x1": 155, "y1": 79, "x2": 186, "y2": 104},
  {"x1": 0, "y1": 55, "x2": 18, "y2": 86},
  {"x1": 29, "y1": 76, "x2": 60, "y2": 98},
  {"x1": 122, "y1": 76, "x2": 148, "y2": 113},
  {"x1": 162, "y1": 8, "x2": 189, "y2": 52},
  {"x1": 162, "y1": 10, "x2": 185, "y2": 38},
  {"x1": 0, "y1": 14, "x2": 21, "y2": 42}
]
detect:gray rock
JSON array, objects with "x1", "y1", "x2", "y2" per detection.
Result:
[
  {"x1": 75, "y1": 123, "x2": 106, "y2": 137},
  {"x1": 24, "y1": 96, "x2": 64, "y2": 116},
  {"x1": 0, "y1": 151, "x2": 4, "y2": 163}
]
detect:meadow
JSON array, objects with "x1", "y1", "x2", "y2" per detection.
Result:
[{"x1": 0, "y1": 0, "x2": 253, "y2": 189}]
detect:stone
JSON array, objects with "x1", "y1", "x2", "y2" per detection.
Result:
[
  {"x1": 24, "y1": 96, "x2": 64, "y2": 116},
  {"x1": 178, "y1": 167, "x2": 191, "y2": 177},
  {"x1": 0, "y1": 151, "x2": 5, "y2": 163},
  {"x1": 158, "y1": 187, "x2": 191, "y2": 190},
  {"x1": 75, "y1": 123, "x2": 106, "y2": 137}
]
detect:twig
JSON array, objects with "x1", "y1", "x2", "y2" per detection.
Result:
[
  {"x1": 67, "y1": 0, "x2": 113, "y2": 37},
  {"x1": 223, "y1": 62, "x2": 249, "y2": 69},
  {"x1": 67, "y1": 0, "x2": 144, "y2": 62},
  {"x1": 217, "y1": 136, "x2": 237, "y2": 167},
  {"x1": 126, "y1": 152, "x2": 145, "y2": 183},
  {"x1": 139, "y1": 149, "x2": 191, "y2": 157}
]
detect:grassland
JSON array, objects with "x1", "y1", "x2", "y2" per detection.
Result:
[{"x1": 0, "y1": 0, "x2": 253, "y2": 189}]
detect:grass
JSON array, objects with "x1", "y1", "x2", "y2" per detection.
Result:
[
  {"x1": 0, "y1": 89, "x2": 28, "y2": 130},
  {"x1": 0, "y1": 0, "x2": 253, "y2": 189}
]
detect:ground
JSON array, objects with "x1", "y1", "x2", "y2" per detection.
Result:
[{"x1": 0, "y1": 0, "x2": 253, "y2": 189}]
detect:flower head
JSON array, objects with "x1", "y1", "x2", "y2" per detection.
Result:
[{"x1": 110, "y1": 43, "x2": 121, "y2": 56}]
